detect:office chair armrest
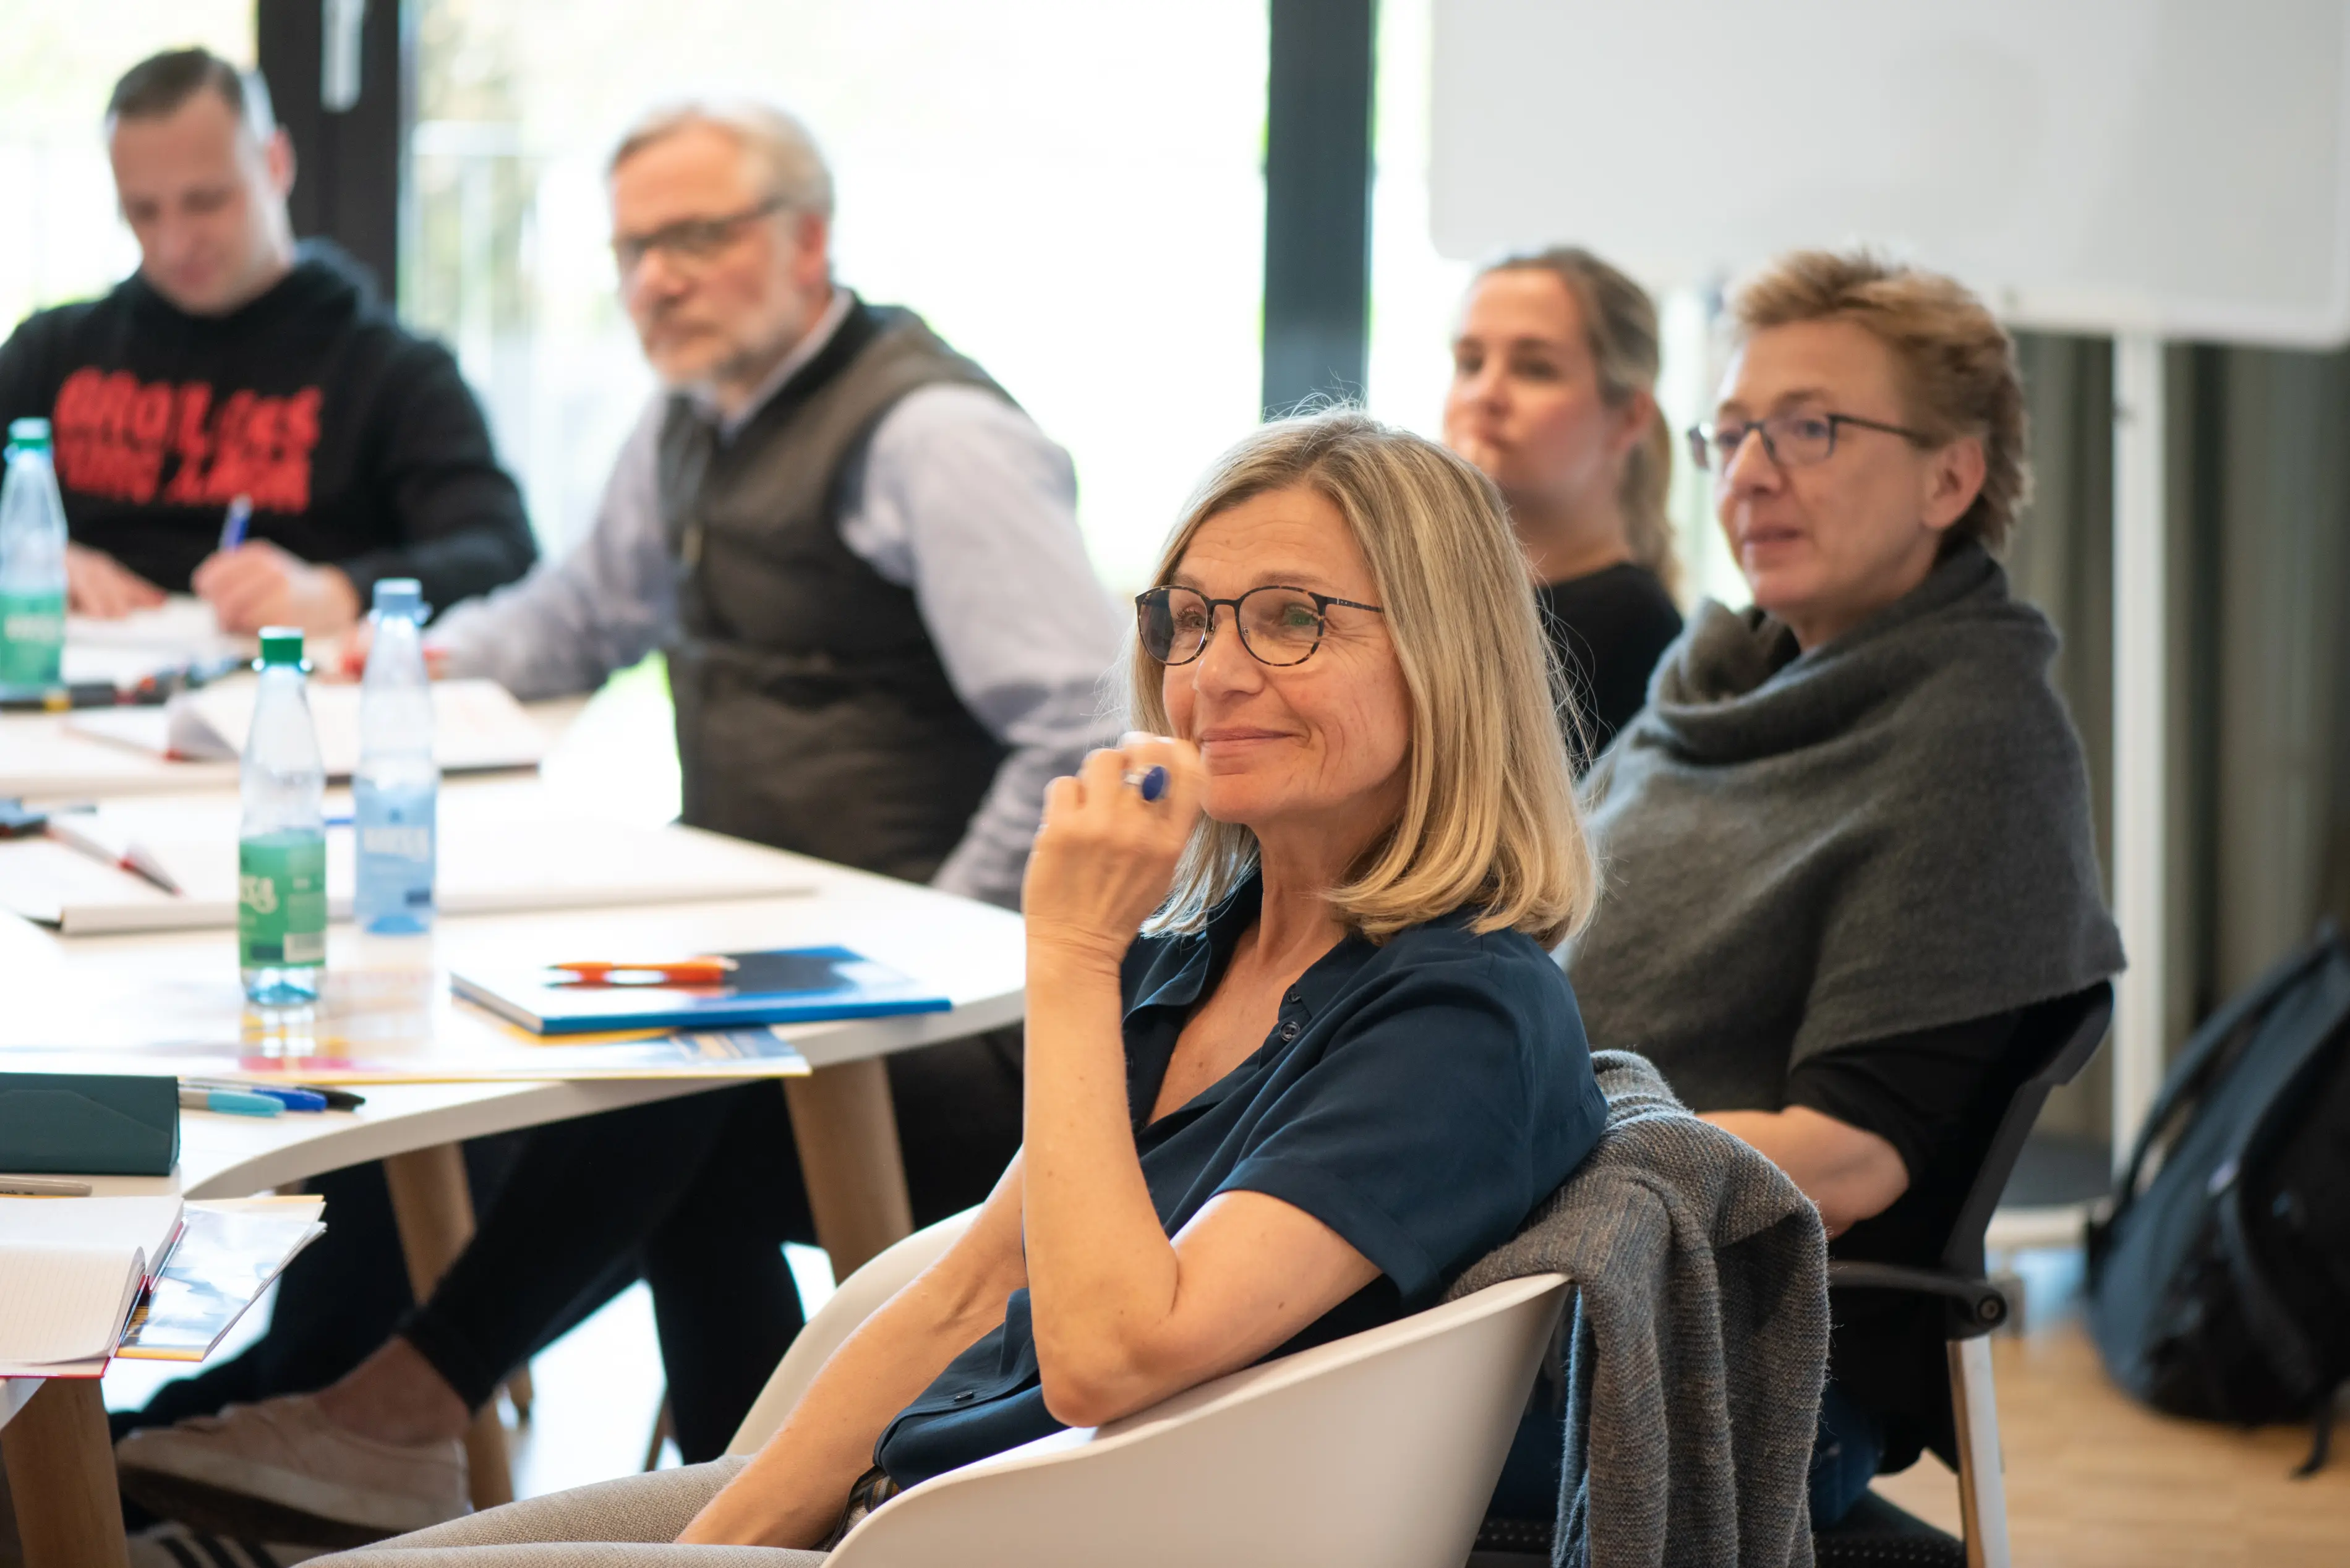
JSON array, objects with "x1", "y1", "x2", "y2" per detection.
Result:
[{"x1": 1828, "y1": 1259, "x2": 2010, "y2": 1339}]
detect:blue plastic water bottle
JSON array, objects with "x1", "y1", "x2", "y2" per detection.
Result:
[
  {"x1": 240, "y1": 629, "x2": 328, "y2": 1006},
  {"x1": 354, "y1": 579, "x2": 437, "y2": 934},
  {"x1": 0, "y1": 418, "x2": 69, "y2": 691}
]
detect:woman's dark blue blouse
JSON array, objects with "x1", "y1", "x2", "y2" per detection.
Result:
[{"x1": 873, "y1": 876, "x2": 1606, "y2": 1489}]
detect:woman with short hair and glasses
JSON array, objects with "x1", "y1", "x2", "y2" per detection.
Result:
[
  {"x1": 1559, "y1": 250, "x2": 2122, "y2": 1525},
  {"x1": 319, "y1": 410, "x2": 1609, "y2": 1561}
]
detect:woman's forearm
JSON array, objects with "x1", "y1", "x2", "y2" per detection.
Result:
[
  {"x1": 677, "y1": 1183, "x2": 1028, "y2": 1546},
  {"x1": 1014, "y1": 741, "x2": 1379, "y2": 1426},
  {"x1": 1704, "y1": 1106, "x2": 1908, "y2": 1236},
  {"x1": 1018, "y1": 944, "x2": 1190, "y2": 1420}
]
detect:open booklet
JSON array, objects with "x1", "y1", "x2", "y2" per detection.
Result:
[
  {"x1": 66, "y1": 676, "x2": 548, "y2": 777},
  {"x1": 117, "y1": 1197, "x2": 327, "y2": 1362},
  {"x1": 0, "y1": 1195, "x2": 323, "y2": 1378},
  {"x1": 3, "y1": 782, "x2": 816, "y2": 935},
  {"x1": 61, "y1": 595, "x2": 250, "y2": 692}
]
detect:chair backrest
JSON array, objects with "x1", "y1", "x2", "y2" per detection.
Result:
[
  {"x1": 727, "y1": 1208, "x2": 980, "y2": 1455},
  {"x1": 1941, "y1": 982, "x2": 2113, "y2": 1279},
  {"x1": 827, "y1": 1272, "x2": 1571, "y2": 1568}
]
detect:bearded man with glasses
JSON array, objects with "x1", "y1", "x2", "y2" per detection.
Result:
[
  {"x1": 429, "y1": 98, "x2": 1117, "y2": 903},
  {"x1": 115, "y1": 100, "x2": 1119, "y2": 1546}
]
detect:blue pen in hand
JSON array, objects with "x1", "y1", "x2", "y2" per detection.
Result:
[
  {"x1": 218, "y1": 493, "x2": 253, "y2": 554},
  {"x1": 179, "y1": 1084, "x2": 281, "y2": 1117}
]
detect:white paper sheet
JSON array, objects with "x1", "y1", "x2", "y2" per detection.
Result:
[
  {"x1": 65, "y1": 676, "x2": 549, "y2": 776},
  {"x1": 1, "y1": 783, "x2": 814, "y2": 934},
  {"x1": 0, "y1": 1242, "x2": 145, "y2": 1366},
  {"x1": 0, "y1": 1196, "x2": 185, "y2": 1370}
]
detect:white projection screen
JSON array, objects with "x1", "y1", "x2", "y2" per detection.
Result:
[{"x1": 1430, "y1": 0, "x2": 2350, "y2": 346}]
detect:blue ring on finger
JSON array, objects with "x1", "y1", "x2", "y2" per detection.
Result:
[{"x1": 1122, "y1": 764, "x2": 1169, "y2": 803}]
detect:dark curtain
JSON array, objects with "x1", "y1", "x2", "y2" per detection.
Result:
[
  {"x1": 2195, "y1": 344, "x2": 2350, "y2": 991},
  {"x1": 2005, "y1": 332, "x2": 2350, "y2": 1150},
  {"x1": 2003, "y1": 333, "x2": 2115, "y2": 1144}
]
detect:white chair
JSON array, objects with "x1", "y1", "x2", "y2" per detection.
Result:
[{"x1": 727, "y1": 1209, "x2": 1570, "y2": 1568}]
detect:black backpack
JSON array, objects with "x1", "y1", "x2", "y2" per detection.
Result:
[{"x1": 2086, "y1": 921, "x2": 2350, "y2": 1475}]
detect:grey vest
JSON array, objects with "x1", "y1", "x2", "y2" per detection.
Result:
[{"x1": 657, "y1": 299, "x2": 1011, "y2": 882}]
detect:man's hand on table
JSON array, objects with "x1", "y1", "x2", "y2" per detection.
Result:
[
  {"x1": 193, "y1": 540, "x2": 362, "y2": 636},
  {"x1": 66, "y1": 542, "x2": 168, "y2": 618}
]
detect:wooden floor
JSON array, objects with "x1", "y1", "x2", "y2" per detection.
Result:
[
  {"x1": 22, "y1": 1248, "x2": 2346, "y2": 1567},
  {"x1": 1871, "y1": 1251, "x2": 2350, "y2": 1567}
]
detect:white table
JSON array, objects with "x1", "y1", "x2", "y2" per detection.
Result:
[{"x1": 0, "y1": 692, "x2": 1027, "y2": 1567}]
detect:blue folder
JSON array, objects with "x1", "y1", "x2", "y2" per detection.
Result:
[{"x1": 449, "y1": 946, "x2": 951, "y2": 1036}]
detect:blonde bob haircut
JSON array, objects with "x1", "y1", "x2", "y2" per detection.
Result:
[{"x1": 1130, "y1": 410, "x2": 1597, "y2": 950}]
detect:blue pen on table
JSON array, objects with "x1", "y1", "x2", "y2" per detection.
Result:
[
  {"x1": 185, "y1": 1076, "x2": 364, "y2": 1110},
  {"x1": 182, "y1": 1078, "x2": 327, "y2": 1112},
  {"x1": 177, "y1": 1084, "x2": 281, "y2": 1117},
  {"x1": 218, "y1": 493, "x2": 254, "y2": 554}
]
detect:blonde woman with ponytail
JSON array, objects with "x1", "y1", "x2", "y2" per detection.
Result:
[{"x1": 1445, "y1": 247, "x2": 1682, "y2": 765}]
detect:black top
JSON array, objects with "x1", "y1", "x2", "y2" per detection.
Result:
[
  {"x1": 0, "y1": 242, "x2": 536, "y2": 614},
  {"x1": 873, "y1": 876, "x2": 1607, "y2": 1489},
  {"x1": 1534, "y1": 563, "x2": 1683, "y2": 767},
  {"x1": 1785, "y1": 1007, "x2": 2028, "y2": 1468}
]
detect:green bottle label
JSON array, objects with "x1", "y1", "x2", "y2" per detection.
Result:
[
  {"x1": 0, "y1": 589, "x2": 65, "y2": 686},
  {"x1": 239, "y1": 830, "x2": 328, "y2": 968}
]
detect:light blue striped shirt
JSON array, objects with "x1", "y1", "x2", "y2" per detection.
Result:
[{"x1": 431, "y1": 300, "x2": 1122, "y2": 908}]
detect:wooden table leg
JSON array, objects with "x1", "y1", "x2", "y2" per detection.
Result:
[
  {"x1": 382, "y1": 1143, "x2": 515, "y2": 1512},
  {"x1": 784, "y1": 1059, "x2": 915, "y2": 1279},
  {"x1": 2, "y1": 1378, "x2": 130, "y2": 1568}
]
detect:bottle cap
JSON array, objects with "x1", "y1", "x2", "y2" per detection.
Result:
[
  {"x1": 6, "y1": 417, "x2": 51, "y2": 453},
  {"x1": 372, "y1": 577, "x2": 426, "y2": 620},
  {"x1": 257, "y1": 627, "x2": 307, "y2": 669}
]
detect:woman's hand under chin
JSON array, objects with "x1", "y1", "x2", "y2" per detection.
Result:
[{"x1": 1022, "y1": 734, "x2": 1207, "y2": 972}]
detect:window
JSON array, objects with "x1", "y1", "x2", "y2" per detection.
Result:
[
  {"x1": 0, "y1": 2, "x2": 256, "y2": 327},
  {"x1": 405, "y1": 0, "x2": 1269, "y2": 592},
  {"x1": 1363, "y1": 0, "x2": 1747, "y2": 610}
]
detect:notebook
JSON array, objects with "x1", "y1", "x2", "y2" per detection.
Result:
[
  {"x1": 450, "y1": 946, "x2": 952, "y2": 1036},
  {"x1": 0, "y1": 717, "x2": 239, "y2": 802},
  {"x1": 66, "y1": 676, "x2": 547, "y2": 776},
  {"x1": 2, "y1": 785, "x2": 815, "y2": 935},
  {"x1": 62, "y1": 595, "x2": 249, "y2": 691},
  {"x1": 0, "y1": 1195, "x2": 185, "y2": 1377}
]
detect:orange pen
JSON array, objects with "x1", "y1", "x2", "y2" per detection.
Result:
[{"x1": 552, "y1": 958, "x2": 738, "y2": 986}]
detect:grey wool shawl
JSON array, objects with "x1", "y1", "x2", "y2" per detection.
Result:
[
  {"x1": 1569, "y1": 542, "x2": 2125, "y2": 1110},
  {"x1": 1448, "y1": 1050, "x2": 1828, "y2": 1568}
]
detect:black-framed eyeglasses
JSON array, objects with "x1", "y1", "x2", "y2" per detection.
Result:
[
  {"x1": 1686, "y1": 411, "x2": 1932, "y2": 473},
  {"x1": 612, "y1": 196, "x2": 788, "y2": 277},
  {"x1": 1135, "y1": 584, "x2": 1385, "y2": 668}
]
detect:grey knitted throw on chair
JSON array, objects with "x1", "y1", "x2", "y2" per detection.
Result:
[{"x1": 1446, "y1": 1050, "x2": 1829, "y2": 1568}]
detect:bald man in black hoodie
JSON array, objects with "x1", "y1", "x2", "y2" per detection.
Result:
[{"x1": 0, "y1": 48, "x2": 534, "y2": 634}]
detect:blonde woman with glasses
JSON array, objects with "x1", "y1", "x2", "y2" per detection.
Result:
[{"x1": 318, "y1": 410, "x2": 1609, "y2": 1562}]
